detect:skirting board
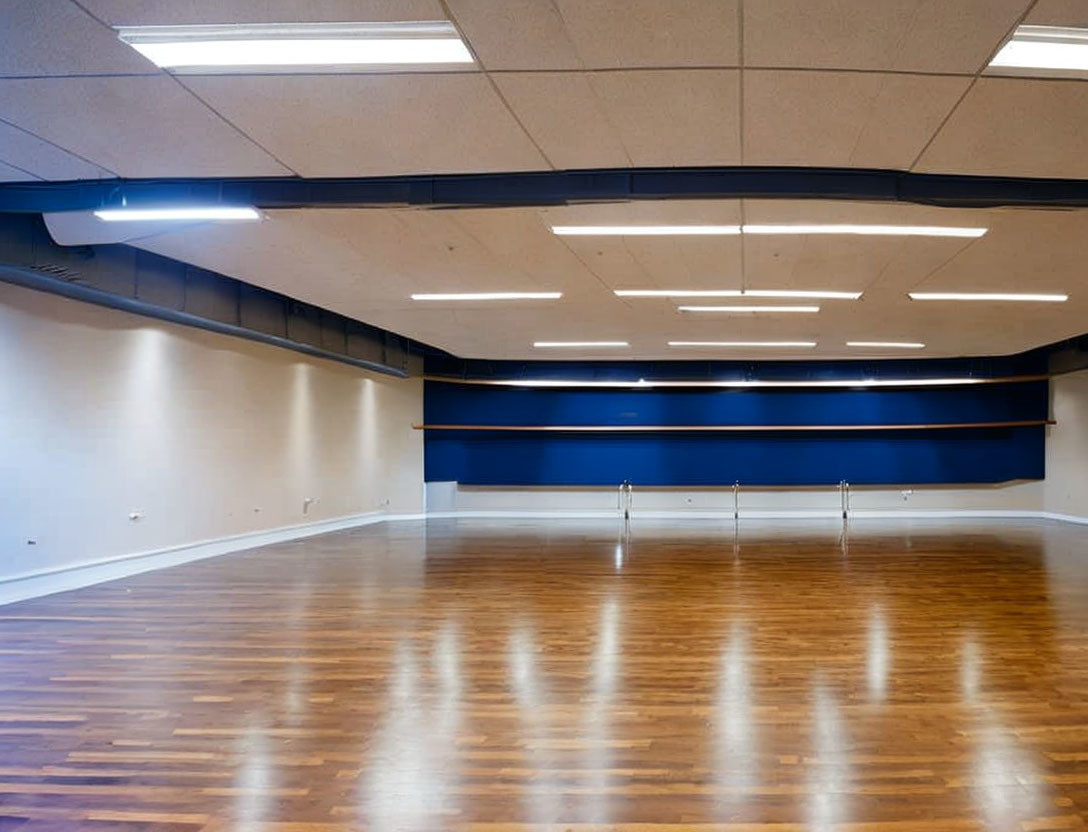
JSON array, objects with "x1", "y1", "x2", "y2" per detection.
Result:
[
  {"x1": 0, "y1": 511, "x2": 424, "y2": 608},
  {"x1": 2, "y1": 508, "x2": 1086, "y2": 607}
]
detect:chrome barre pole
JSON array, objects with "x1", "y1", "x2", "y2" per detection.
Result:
[{"x1": 733, "y1": 481, "x2": 739, "y2": 521}]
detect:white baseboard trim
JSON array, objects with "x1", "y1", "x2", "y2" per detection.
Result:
[
  {"x1": 423, "y1": 508, "x2": 1055, "y2": 521},
  {"x1": 0, "y1": 510, "x2": 425, "y2": 608},
  {"x1": 1039, "y1": 511, "x2": 1088, "y2": 526},
  {"x1": 4, "y1": 507, "x2": 1086, "y2": 608}
]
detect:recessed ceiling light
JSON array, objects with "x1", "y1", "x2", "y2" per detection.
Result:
[
  {"x1": 551, "y1": 225, "x2": 741, "y2": 236},
  {"x1": 533, "y1": 341, "x2": 630, "y2": 348},
  {"x1": 668, "y1": 341, "x2": 817, "y2": 348},
  {"x1": 411, "y1": 292, "x2": 562, "y2": 301},
  {"x1": 989, "y1": 25, "x2": 1088, "y2": 76},
  {"x1": 553, "y1": 224, "x2": 985, "y2": 238},
  {"x1": 742, "y1": 224, "x2": 987, "y2": 238},
  {"x1": 615, "y1": 289, "x2": 862, "y2": 299},
  {"x1": 847, "y1": 341, "x2": 926, "y2": 349},
  {"x1": 115, "y1": 21, "x2": 474, "y2": 71},
  {"x1": 94, "y1": 206, "x2": 260, "y2": 222},
  {"x1": 908, "y1": 292, "x2": 1068, "y2": 302},
  {"x1": 678, "y1": 305, "x2": 820, "y2": 313}
]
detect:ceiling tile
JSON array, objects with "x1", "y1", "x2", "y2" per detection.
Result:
[
  {"x1": 445, "y1": 0, "x2": 582, "y2": 70},
  {"x1": 915, "y1": 77, "x2": 1088, "y2": 178},
  {"x1": 0, "y1": 0, "x2": 157, "y2": 78},
  {"x1": 0, "y1": 76, "x2": 290, "y2": 177},
  {"x1": 585, "y1": 70, "x2": 740, "y2": 166},
  {"x1": 743, "y1": 0, "x2": 1031, "y2": 74},
  {"x1": 493, "y1": 73, "x2": 632, "y2": 169},
  {"x1": 449, "y1": 0, "x2": 739, "y2": 70},
  {"x1": 0, "y1": 120, "x2": 114, "y2": 179},
  {"x1": 181, "y1": 73, "x2": 548, "y2": 176},
  {"x1": 497, "y1": 69, "x2": 744, "y2": 169},
  {"x1": 555, "y1": 0, "x2": 739, "y2": 69},
  {"x1": 1025, "y1": 0, "x2": 1088, "y2": 26},
  {"x1": 76, "y1": 0, "x2": 445, "y2": 25},
  {"x1": 743, "y1": 70, "x2": 970, "y2": 168}
]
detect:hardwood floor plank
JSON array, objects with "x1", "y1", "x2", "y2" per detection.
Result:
[{"x1": 1, "y1": 518, "x2": 1087, "y2": 827}]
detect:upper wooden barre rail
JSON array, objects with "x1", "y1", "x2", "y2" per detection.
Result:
[{"x1": 413, "y1": 419, "x2": 1054, "y2": 432}]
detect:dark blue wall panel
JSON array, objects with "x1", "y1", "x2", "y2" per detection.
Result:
[
  {"x1": 423, "y1": 379, "x2": 1048, "y2": 486},
  {"x1": 424, "y1": 428, "x2": 1044, "y2": 486},
  {"x1": 424, "y1": 382, "x2": 1047, "y2": 428}
]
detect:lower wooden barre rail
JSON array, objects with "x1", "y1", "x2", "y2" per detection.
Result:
[{"x1": 413, "y1": 419, "x2": 1054, "y2": 432}]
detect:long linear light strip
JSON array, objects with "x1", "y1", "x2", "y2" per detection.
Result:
[
  {"x1": 533, "y1": 341, "x2": 629, "y2": 348},
  {"x1": 94, "y1": 206, "x2": 260, "y2": 222},
  {"x1": 678, "y1": 305, "x2": 820, "y2": 313},
  {"x1": 551, "y1": 225, "x2": 741, "y2": 236},
  {"x1": 909, "y1": 292, "x2": 1068, "y2": 302},
  {"x1": 459, "y1": 378, "x2": 992, "y2": 389},
  {"x1": 743, "y1": 224, "x2": 986, "y2": 238},
  {"x1": 411, "y1": 292, "x2": 562, "y2": 301},
  {"x1": 847, "y1": 341, "x2": 926, "y2": 349},
  {"x1": 553, "y1": 224, "x2": 986, "y2": 238},
  {"x1": 989, "y1": 25, "x2": 1088, "y2": 73},
  {"x1": 116, "y1": 21, "x2": 474, "y2": 69},
  {"x1": 616, "y1": 289, "x2": 862, "y2": 299},
  {"x1": 668, "y1": 341, "x2": 817, "y2": 348}
]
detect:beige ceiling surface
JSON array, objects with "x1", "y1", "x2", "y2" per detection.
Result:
[
  {"x1": 109, "y1": 199, "x2": 1088, "y2": 360},
  {"x1": 6, "y1": 1, "x2": 1088, "y2": 361},
  {"x1": 3, "y1": 0, "x2": 1088, "y2": 179}
]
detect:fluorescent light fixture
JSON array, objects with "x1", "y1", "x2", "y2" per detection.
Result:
[
  {"x1": 615, "y1": 289, "x2": 862, "y2": 299},
  {"x1": 457, "y1": 377, "x2": 990, "y2": 389},
  {"x1": 553, "y1": 224, "x2": 985, "y2": 238},
  {"x1": 742, "y1": 224, "x2": 987, "y2": 238},
  {"x1": 551, "y1": 225, "x2": 741, "y2": 236},
  {"x1": 678, "y1": 305, "x2": 820, "y2": 313},
  {"x1": 411, "y1": 292, "x2": 562, "y2": 301},
  {"x1": 533, "y1": 341, "x2": 629, "y2": 348},
  {"x1": 115, "y1": 21, "x2": 474, "y2": 70},
  {"x1": 989, "y1": 25, "x2": 1088, "y2": 75},
  {"x1": 908, "y1": 292, "x2": 1068, "y2": 302},
  {"x1": 847, "y1": 341, "x2": 926, "y2": 349},
  {"x1": 94, "y1": 206, "x2": 260, "y2": 222},
  {"x1": 668, "y1": 341, "x2": 817, "y2": 348}
]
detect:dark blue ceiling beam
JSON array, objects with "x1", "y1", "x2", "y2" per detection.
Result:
[{"x1": 5, "y1": 167, "x2": 1088, "y2": 213}]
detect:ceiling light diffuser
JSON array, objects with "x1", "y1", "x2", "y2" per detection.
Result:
[
  {"x1": 495, "y1": 377, "x2": 982, "y2": 388},
  {"x1": 678, "y1": 305, "x2": 820, "y2": 313},
  {"x1": 908, "y1": 292, "x2": 1068, "y2": 302},
  {"x1": 989, "y1": 25, "x2": 1088, "y2": 75},
  {"x1": 742, "y1": 224, "x2": 987, "y2": 238},
  {"x1": 94, "y1": 206, "x2": 260, "y2": 222},
  {"x1": 551, "y1": 225, "x2": 741, "y2": 236},
  {"x1": 411, "y1": 292, "x2": 562, "y2": 301},
  {"x1": 615, "y1": 289, "x2": 861, "y2": 299},
  {"x1": 534, "y1": 341, "x2": 629, "y2": 348},
  {"x1": 115, "y1": 21, "x2": 473, "y2": 71},
  {"x1": 847, "y1": 341, "x2": 926, "y2": 349},
  {"x1": 554, "y1": 225, "x2": 985, "y2": 237},
  {"x1": 668, "y1": 341, "x2": 817, "y2": 348}
]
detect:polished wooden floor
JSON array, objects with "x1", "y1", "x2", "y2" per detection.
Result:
[{"x1": 3, "y1": 518, "x2": 1088, "y2": 831}]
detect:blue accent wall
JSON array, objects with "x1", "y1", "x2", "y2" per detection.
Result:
[{"x1": 423, "y1": 378, "x2": 1048, "y2": 487}]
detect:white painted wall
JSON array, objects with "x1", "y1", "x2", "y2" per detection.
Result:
[
  {"x1": 1045, "y1": 369, "x2": 1088, "y2": 522},
  {"x1": 0, "y1": 282, "x2": 423, "y2": 585},
  {"x1": 426, "y1": 480, "x2": 1043, "y2": 517}
]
